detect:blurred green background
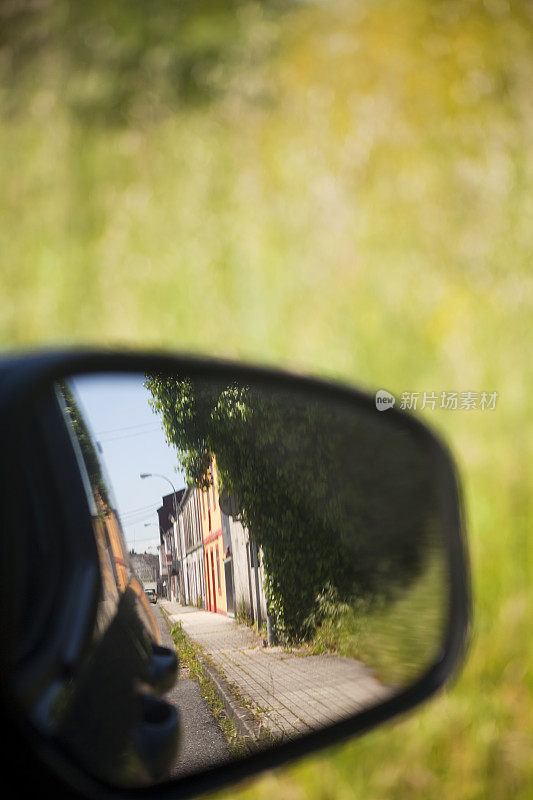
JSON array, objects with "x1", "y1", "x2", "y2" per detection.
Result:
[{"x1": 1, "y1": 0, "x2": 532, "y2": 798}]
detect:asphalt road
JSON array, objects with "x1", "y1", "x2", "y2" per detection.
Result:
[{"x1": 153, "y1": 605, "x2": 230, "y2": 779}]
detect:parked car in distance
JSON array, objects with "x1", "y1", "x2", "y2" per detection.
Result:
[{"x1": 146, "y1": 589, "x2": 157, "y2": 604}]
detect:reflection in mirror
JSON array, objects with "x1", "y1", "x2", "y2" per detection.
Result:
[{"x1": 14, "y1": 371, "x2": 449, "y2": 787}]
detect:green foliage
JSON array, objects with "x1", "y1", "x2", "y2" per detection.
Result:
[
  {"x1": 302, "y1": 582, "x2": 351, "y2": 641},
  {"x1": 306, "y1": 555, "x2": 447, "y2": 685},
  {"x1": 146, "y1": 373, "x2": 438, "y2": 638},
  {"x1": 0, "y1": 0, "x2": 285, "y2": 127},
  {"x1": 236, "y1": 599, "x2": 254, "y2": 627},
  {"x1": 57, "y1": 381, "x2": 110, "y2": 506}
]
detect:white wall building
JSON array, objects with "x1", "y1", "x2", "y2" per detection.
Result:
[
  {"x1": 177, "y1": 487, "x2": 206, "y2": 608},
  {"x1": 221, "y1": 511, "x2": 267, "y2": 624}
]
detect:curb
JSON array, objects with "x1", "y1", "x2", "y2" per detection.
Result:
[
  {"x1": 200, "y1": 659, "x2": 262, "y2": 746},
  {"x1": 159, "y1": 605, "x2": 263, "y2": 749}
]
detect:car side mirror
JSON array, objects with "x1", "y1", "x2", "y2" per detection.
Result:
[{"x1": 0, "y1": 350, "x2": 470, "y2": 798}]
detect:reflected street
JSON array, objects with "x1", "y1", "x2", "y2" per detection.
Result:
[
  {"x1": 44, "y1": 371, "x2": 450, "y2": 785},
  {"x1": 152, "y1": 606, "x2": 230, "y2": 778},
  {"x1": 161, "y1": 600, "x2": 392, "y2": 749}
]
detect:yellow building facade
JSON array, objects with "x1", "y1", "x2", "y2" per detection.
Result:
[{"x1": 200, "y1": 457, "x2": 227, "y2": 615}]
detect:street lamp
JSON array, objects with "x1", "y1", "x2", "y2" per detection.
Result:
[{"x1": 140, "y1": 472, "x2": 186, "y2": 604}]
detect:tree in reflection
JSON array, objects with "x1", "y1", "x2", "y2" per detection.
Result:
[
  {"x1": 145, "y1": 373, "x2": 437, "y2": 640},
  {"x1": 57, "y1": 381, "x2": 111, "y2": 508}
]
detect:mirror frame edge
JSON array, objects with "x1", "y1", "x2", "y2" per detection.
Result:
[{"x1": 0, "y1": 347, "x2": 471, "y2": 800}]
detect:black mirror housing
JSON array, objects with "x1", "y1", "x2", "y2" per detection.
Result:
[{"x1": 0, "y1": 349, "x2": 470, "y2": 800}]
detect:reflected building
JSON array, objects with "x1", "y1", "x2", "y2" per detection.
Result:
[
  {"x1": 221, "y1": 511, "x2": 267, "y2": 625},
  {"x1": 200, "y1": 458, "x2": 227, "y2": 615},
  {"x1": 153, "y1": 457, "x2": 267, "y2": 623},
  {"x1": 157, "y1": 490, "x2": 185, "y2": 603},
  {"x1": 178, "y1": 487, "x2": 206, "y2": 607}
]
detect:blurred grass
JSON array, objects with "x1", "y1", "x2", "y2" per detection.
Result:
[
  {"x1": 1, "y1": 0, "x2": 532, "y2": 798},
  {"x1": 308, "y1": 555, "x2": 447, "y2": 686}
]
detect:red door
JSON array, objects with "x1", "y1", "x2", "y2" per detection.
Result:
[
  {"x1": 205, "y1": 553, "x2": 212, "y2": 611},
  {"x1": 210, "y1": 549, "x2": 217, "y2": 613}
]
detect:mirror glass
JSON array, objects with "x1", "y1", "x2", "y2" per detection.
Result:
[{"x1": 11, "y1": 370, "x2": 450, "y2": 786}]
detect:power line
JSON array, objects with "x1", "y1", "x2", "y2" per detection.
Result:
[
  {"x1": 121, "y1": 510, "x2": 160, "y2": 521},
  {"x1": 95, "y1": 421, "x2": 159, "y2": 436},
  {"x1": 121, "y1": 510, "x2": 161, "y2": 524},
  {"x1": 97, "y1": 427, "x2": 163, "y2": 444},
  {"x1": 121, "y1": 501, "x2": 161, "y2": 517},
  {"x1": 122, "y1": 516, "x2": 161, "y2": 529}
]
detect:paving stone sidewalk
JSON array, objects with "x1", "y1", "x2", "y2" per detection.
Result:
[{"x1": 161, "y1": 600, "x2": 392, "y2": 741}]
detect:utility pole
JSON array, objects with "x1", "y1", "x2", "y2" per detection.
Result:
[{"x1": 251, "y1": 540, "x2": 262, "y2": 633}]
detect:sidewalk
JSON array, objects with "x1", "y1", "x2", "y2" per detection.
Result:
[
  {"x1": 161, "y1": 600, "x2": 391, "y2": 742},
  {"x1": 153, "y1": 607, "x2": 230, "y2": 777}
]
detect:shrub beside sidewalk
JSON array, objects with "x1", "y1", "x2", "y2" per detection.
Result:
[{"x1": 307, "y1": 556, "x2": 446, "y2": 686}]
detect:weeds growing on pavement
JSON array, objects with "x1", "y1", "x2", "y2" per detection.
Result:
[{"x1": 168, "y1": 620, "x2": 248, "y2": 758}]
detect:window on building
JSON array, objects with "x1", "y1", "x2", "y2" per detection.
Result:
[{"x1": 216, "y1": 545, "x2": 221, "y2": 595}]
